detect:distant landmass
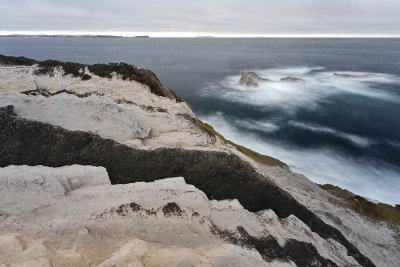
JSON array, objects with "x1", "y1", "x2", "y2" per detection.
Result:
[{"x1": 0, "y1": 34, "x2": 150, "y2": 38}]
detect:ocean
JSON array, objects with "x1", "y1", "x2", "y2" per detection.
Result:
[{"x1": 1, "y1": 37, "x2": 399, "y2": 205}]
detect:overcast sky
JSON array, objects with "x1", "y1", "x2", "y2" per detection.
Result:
[{"x1": 1, "y1": 0, "x2": 400, "y2": 36}]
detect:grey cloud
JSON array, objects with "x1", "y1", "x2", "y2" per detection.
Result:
[{"x1": 0, "y1": 0, "x2": 399, "y2": 34}]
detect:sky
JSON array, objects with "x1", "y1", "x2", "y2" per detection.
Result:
[{"x1": 1, "y1": 0, "x2": 400, "y2": 37}]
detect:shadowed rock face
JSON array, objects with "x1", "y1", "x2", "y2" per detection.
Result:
[
  {"x1": 0, "y1": 54, "x2": 184, "y2": 103},
  {"x1": 0, "y1": 105, "x2": 375, "y2": 267}
]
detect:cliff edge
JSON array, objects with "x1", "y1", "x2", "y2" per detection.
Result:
[{"x1": 0, "y1": 55, "x2": 399, "y2": 267}]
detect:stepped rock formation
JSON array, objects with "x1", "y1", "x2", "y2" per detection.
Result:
[{"x1": 0, "y1": 55, "x2": 399, "y2": 266}]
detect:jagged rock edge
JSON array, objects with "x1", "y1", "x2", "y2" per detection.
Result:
[{"x1": 0, "y1": 54, "x2": 185, "y2": 103}]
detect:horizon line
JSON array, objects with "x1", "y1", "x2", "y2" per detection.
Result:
[{"x1": 1, "y1": 31, "x2": 400, "y2": 38}]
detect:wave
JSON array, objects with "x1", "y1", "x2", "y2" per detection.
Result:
[
  {"x1": 235, "y1": 119, "x2": 279, "y2": 133},
  {"x1": 289, "y1": 121, "x2": 375, "y2": 148},
  {"x1": 386, "y1": 140, "x2": 400, "y2": 149},
  {"x1": 199, "y1": 112, "x2": 400, "y2": 205},
  {"x1": 201, "y1": 66, "x2": 400, "y2": 113}
]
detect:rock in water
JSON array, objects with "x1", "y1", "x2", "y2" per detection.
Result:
[
  {"x1": 333, "y1": 73, "x2": 370, "y2": 78},
  {"x1": 279, "y1": 77, "x2": 304, "y2": 82},
  {"x1": 239, "y1": 72, "x2": 269, "y2": 87},
  {"x1": 239, "y1": 72, "x2": 304, "y2": 86}
]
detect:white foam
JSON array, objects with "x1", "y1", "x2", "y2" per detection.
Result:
[
  {"x1": 289, "y1": 121, "x2": 375, "y2": 148},
  {"x1": 201, "y1": 67, "x2": 400, "y2": 113},
  {"x1": 200, "y1": 113, "x2": 400, "y2": 205},
  {"x1": 386, "y1": 140, "x2": 400, "y2": 149},
  {"x1": 257, "y1": 66, "x2": 325, "y2": 79}
]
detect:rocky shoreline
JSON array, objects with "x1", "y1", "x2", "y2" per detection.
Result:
[{"x1": 0, "y1": 55, "x2": 399, "y2": 266}]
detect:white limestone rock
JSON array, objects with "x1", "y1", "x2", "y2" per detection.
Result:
[
  {"x1": 0, "y1": 65, "x2": 214, "y2": 149},
  {"x1": 0, "y1": 165, "x2": 362, "y2": 266},
  {"x1": 0, "y1": 232, "x2": 271, "y2": 267},
  {"x1": 0, "y1": 93, "x2": 151, "y2": 141},
  {"x1": 0, "y1": 165, "x2": 109, "y2": 214},
  {"x1": 12, "y1": 258, "x2": 52, "y2": 267},
  {"x1": 0, "y1": 233, "x2": 24, "y2": 256}
]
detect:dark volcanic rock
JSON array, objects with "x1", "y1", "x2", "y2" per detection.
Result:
[
  {"x1": 0, "y1": 106, "x2": 375, "y2": 267},
  {"x1": 211, "y1": 225, "x2": 337, "y2": 266},
  {"x1": 0, "y1": 54, "x2": 183, "y2": 103}
]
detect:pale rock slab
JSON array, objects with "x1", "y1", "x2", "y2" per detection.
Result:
[
  {"x1": 0, "y1": 233, "x2": 24, "y2": 256},
  {"x1": 0, "y1": 165, "x2": 359, "y2": 266},
  {"x1": 0, "y1": 165, "x2": 109, "y2": 214},
  {"x1": 0, "y1": 232, "x2": 273, "y2": 267},
  {"x1": 12, "y1": 258, "x2": 52, "y2": 267}
]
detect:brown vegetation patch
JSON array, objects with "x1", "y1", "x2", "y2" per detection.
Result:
[{"x1": 318, "y1": 184, "x2": 400, "y2": 225}]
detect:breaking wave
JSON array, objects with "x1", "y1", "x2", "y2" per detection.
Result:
[
  {"x1": 289, "y1": 121, "x2": 375, "y2": 148},
  {"x1": 198, "y1": 66, "x2": 400, "y2": 205},
  {"x1": 200, "y1": 112, "x2": 400, "y2": 205}
]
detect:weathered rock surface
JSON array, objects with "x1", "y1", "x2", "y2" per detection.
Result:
[
  {"x1": 0, "y1": 232, "x2": 284, "y2": 267},
  {"x1": 0, "y1": 166, "x2": 352, "y2": 266},
  {"x1": 0, "y1": 55, "x2": 398, "y2": 266}
]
